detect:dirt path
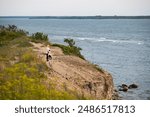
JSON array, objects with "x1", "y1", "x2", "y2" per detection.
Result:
[{"x1": 30, "y1": 42, "x2": 114, "y2": 99}]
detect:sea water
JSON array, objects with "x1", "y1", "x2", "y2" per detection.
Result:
[{"x1": 0, "y1": 18, "x2": 150, "y2": 99}]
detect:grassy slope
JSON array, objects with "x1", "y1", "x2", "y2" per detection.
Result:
[{"x1": 0, "y1": 26, "x2": 86, "y2": 99}]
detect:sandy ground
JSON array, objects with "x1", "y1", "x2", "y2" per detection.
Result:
[{"x1": 30, "y1": 42, "x2": 114, "y2": 99}]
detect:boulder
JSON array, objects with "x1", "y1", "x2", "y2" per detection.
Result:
[
  {"x1": 122, "y1": 84, "x2": 128, "y2": 87},
  {"x1": 128, "y1": 84, "x2": 138, "y2": 89},
  {"x1": 118, "y1": 84, "x2": 128, "y2": 92}
]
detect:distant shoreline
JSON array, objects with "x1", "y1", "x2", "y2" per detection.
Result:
[{"x1": 0, "y1": 16, "x2": 150, "y2": 19}]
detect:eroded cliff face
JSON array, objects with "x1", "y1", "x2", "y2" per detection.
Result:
[{"x1": 32, "y1": 42, "x2": 114, "y2": 99}]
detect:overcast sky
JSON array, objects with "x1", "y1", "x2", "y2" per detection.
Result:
[{"x1": 0, "y1": 0, "x2": 150, "y2": 16}]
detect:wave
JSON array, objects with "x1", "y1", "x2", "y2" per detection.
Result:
[
  {"x1": 77, "y1": 37, "x2": 143, "y2": 45},
  {"x1": 51, "y1": 35, "x2": 143, "y2": 45}
]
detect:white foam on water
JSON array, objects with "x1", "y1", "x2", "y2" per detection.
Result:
[
  {"x1": 77, "y1": 37, "x2": 143, "y2": 45},
  {"x1": 51, "y1": 35, "x2": 144, "y2": 45}
]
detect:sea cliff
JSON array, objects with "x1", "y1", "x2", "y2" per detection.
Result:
[
  {"x1": 0, "y1": 25, "x2": 114, "y2": 99},
  {"x1": 32, "y1": 42, "x2": 114, "y2": 99}
]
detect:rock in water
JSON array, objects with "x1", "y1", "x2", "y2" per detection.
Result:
[
  {"x1": 122, "y1": 84, "x2": 128, "y2": 87},
  {"x1": 118, "y1": 84, "x2": 128, "y2": 92},
  {"x1": 119, "y1": 87, "x2": 128, "y2": 92},
  {"x1": 128, "y1": 84, "x2": 138, "y2": 89}
]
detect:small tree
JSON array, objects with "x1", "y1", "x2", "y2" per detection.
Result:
[
  {"x1": 63, "y1": 38, "x2": 84, "y2": 59},
  {"x1": 64, "y1": 38, "x2": 75, "y2": 47}
]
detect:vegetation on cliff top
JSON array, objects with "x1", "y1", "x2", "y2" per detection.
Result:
[
  {"x1": 53, "y1": 38, "x2": 85, "y2": 59},
  {"x1": 0, "y1": 25, "x2": 86, "y2": 99}
]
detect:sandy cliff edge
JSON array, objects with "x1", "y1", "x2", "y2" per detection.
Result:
[{"x1": 31, "y1": 42, "x2": 114, "y2": 99}]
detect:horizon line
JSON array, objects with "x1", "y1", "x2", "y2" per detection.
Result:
[
  {"x1": 1, "y1": 15, "x2": 150, "y2": 19},
  {"x1": 0, "y1": 15, "x2": 150, "y2": 17}
]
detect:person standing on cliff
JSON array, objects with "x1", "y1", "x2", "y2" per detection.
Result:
[{"x1": 46, "y1": 45, "x2": 52, "y2": 62}]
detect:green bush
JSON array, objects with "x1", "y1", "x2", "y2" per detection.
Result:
[
  {"x1": 0, "y1": 25, "x2": 28, "y2": 36},
  {"x1": 64, "y1": 38, "x2": 75, "y2": 47},
  {"x1": 53, "y1": 38, "x2": 84, "y2": 59},
  {"x1": 31, "y1": 32, "x2": 48, "y2": 42},
  {"x1": 0, "y1": 25, "x2": 28, "y2": 46}
]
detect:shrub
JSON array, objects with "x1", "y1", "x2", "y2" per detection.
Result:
[
  {"x1": 0, "y1": 25, "x2": 28, "y2": 46},
  {"x1": 0, "y1": 25, "x2": 28, "y2": 35},
  {"x1": 64, "y1": 38, "x2": 75, "y2": 47},
  {"x1": 53, "y1": 38, "x2": 85, "y2": 59},
  {"x1": 31, "y1": 32, "x2": 48, "y2": 42},
  {"x1": 8, "y1": 25, "x2": 17, "y2": 32}
]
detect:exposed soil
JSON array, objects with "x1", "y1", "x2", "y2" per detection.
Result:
[{"x1": 31, "y1": 42, "x2": 114, "y2": 99}]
